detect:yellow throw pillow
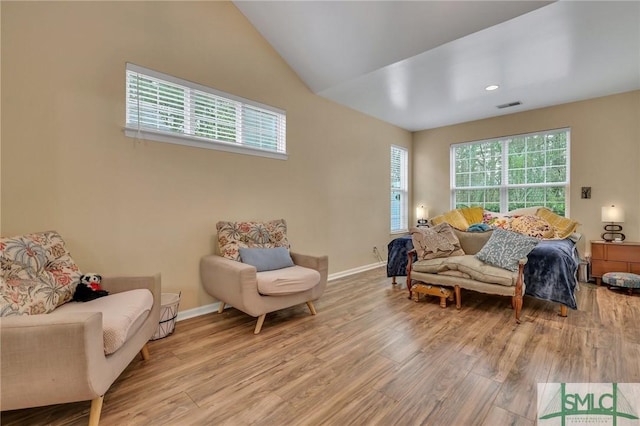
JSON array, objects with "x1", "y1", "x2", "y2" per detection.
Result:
[
  {"x1": 459, "y1": 206, "x2": 484, "y2": 226},
  {"x1": 535, "y1": 208, "x2": 579, "y2": 239},
  {"x1": 430, "y1": 209, "x2": 469, "y2": 231}
]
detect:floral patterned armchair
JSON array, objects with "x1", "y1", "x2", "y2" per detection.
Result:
[
  {"x1": 0, "y1": 231, "x2": 161, "y2": 425},
  {"x1": 200, "y1": 219, "x2": 328, "y2": 334}
]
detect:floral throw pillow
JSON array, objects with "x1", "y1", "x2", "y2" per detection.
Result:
[
  {"x1": 217, "y1": 219, "x2": 291, "y2": 261},
  {"x1": 483, "y1": 212, "x2": 515, "y2": 230},
  {"x1": 510, "y1": 215, "x2": 555, "y2": 239},
  {"x1": 0, "y1": 231, "x2": 82, "y2": 311},
  {"x1": 411, "y1": 222, "x2": 465, "y2": 261},
  {"x1": 0, "y1": 278, "x2": 59, "y2": 316}
]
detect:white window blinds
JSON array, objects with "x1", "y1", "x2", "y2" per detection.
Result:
[
  {"x1": 125, "y1": 63, "x2": 287, "y2": 159},
  {"x1": 391, "y1": 145, "x2": 408, "y2": 233}
]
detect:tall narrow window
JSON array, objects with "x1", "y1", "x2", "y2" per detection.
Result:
[
  {"x1": 391, "y1": 145, "x2": 409, "y2": 233},
  {"x1": 125, "y1": 63, "x2": 287, "y2": 160},
  {"x1": 451, "y1": 128, "x2": 570, "y2": 215}
]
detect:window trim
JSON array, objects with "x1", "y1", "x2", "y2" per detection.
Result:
[
  {"x1": 391, "y1": 145, "x2": 409, "y2": 234},
  {"x1": 124, "y1": 63, "x2": 287, "y2": 160},
  {"x1": 450, "y1": 128, "x2": 571, "y2": 215}
]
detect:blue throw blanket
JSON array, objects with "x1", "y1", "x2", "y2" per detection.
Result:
[
  {"x1": 387, "y1": 236, "x2": 414, "y2": 279},
  {"x1": 523, "y1": 238, "x2": 579, "y2": 309},
  {"x1": 387, "y1": 236, "x2": 579, "y2": 309}
]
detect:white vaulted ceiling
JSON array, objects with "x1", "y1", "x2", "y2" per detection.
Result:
[{"x1": 234, "y1": 1, "x2": 640, "y2": 131}]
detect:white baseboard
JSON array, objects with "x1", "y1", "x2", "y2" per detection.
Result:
[
  {"x1": 176, "y1": 302, "x2": 221, "y2": 322},
  {"x1": 327, "y1": 261, "x2": 386, "y2": 281},
  {"x1": 175, "y1": 261, "x2": 386, "y2": 322}
]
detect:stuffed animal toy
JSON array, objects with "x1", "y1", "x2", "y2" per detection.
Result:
[{"x1": 73, "y1": 273, "x2": 109, "y2": 302}]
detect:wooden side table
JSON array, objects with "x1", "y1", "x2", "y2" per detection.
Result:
[{"x1": 591, "y1": 240, "x2": 640, "y2": 285}]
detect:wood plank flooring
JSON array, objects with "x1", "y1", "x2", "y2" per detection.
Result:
[{"x1": 2, "y1": 267, "x2": 639, "y2": 425}]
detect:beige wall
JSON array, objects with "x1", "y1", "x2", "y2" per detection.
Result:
[
  {"x1": 413, "y1": 90, "x2": 640, "y2": 255},
  {"x1": 0, "y1": 2, "x2": 411, "y2": 311}
]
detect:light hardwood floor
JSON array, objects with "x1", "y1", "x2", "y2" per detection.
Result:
[{"x1": 2, "y1": 267, "x2": 639, "y2": 425}]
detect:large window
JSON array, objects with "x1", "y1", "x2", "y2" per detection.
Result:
[
  {"x1": 125, "y1": 63, "x2": 287, "y2": 160},
  {"x1": 451, "y1": 128, "x2": 570, "y2": 215},
  {"x1": 391, "y1": 145, "x2": 409, "y2": 233}
]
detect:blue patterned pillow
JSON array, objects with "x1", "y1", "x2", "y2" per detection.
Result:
[{"x1": 475, "y1": 228, "x2": 539, "y2": 272}]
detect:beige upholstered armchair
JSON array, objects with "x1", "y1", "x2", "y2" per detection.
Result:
[
  {"x1": 0, "y1": 231, "x2": 161, "y2": 425},
  {"x1": 200, "y1": 220, "x2": 328, "y2": 334}
]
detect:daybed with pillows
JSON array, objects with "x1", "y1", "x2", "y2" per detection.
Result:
[
  {"x1": 0, "y1": 231, "x2": 161, "y2": 426},
  {"x1": 405, "y1": 206, "x2": 580, "y2": 319}
]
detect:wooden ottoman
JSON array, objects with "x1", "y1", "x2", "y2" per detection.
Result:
[
  {"x1": 602, "y1": 272, "x2": 640, "y2": 295},
  {"x1": 411, "y1": 283, "x2": 454, "y2": 308}
]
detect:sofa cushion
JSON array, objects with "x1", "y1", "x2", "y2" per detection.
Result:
[
  {"x1": 413, "y1": 255, "x2": 516, "y2": 286},
  {"x1": 451, "y1": 255, "x2": 517, "y2": 286},
  {"x1": 453, "y1": 229, "x2": 494, "y2": 255},
  {"x1": 53, "y1": 289, "x2": 153, "y2": 355},
  {"x1": 0, "y1": 278, "x2": 59, "y2": 316},
  {"x1": 0, "y1": 231, "x2": 82, "y2": 309},
  {"x1": 217, "y1": 219, "x2": 290, "y2": 261},
  {"x1": 411, "y1": 223, "x2": 465, "y2": 261},
  {"x1": 475, "y1": 229, "x2": 539, "y2": 272},
  {"x1": 511, "y1": 215, "x2": 555, "y2": 239},
  {"x1": 257, "y1": 265, "x2": 320, "y2": 296},
  {"x1": 535, "y1": 207, "x2": 579, "y2": 238},
  {"x1": 239, "y1": 247, "x2": 294, "y2": 272},
  {"x1": 507, "y1": 206, "x2": 544, "y2": 216},
  {"x1": 412, "y1": 257, "x2": 451, "y2": 274}
]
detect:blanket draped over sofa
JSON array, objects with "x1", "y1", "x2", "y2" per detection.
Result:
[{"x1": 523, "y1": 238, "x2": 579, "y2": 309}]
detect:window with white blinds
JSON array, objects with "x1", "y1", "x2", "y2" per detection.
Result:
[
  {"x1": 391, "y1": 145, "x2": 408, "y2": 233},
  {"x1": 125, "y1": 63, "x2": 287, "y2": 160}
]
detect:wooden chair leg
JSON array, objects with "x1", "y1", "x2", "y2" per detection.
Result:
[
  {"x1": 88, "y1": 395, "x2": 104, "y2": 426},
  {"x1": 218, "y1": 302, "x2": 226, "y2": 313},
  {"x1": 139, "y1": 343, "x2": 150, "y2": 361},
  {"x1": 559, "y1": 305, "x2": 568, "y2": 317},
  {"x1": 254, "y1": 314, "x2": 266, "y2": 334},
  {"x1": 306, "y1": 301, "x2": 317, "y2": 315},
  {"x1": 454, "y1": 286, "x2": 461, "y2": 310},
  {"x1": 514, "y1": 294, "x2": 523, "y2": 324}
]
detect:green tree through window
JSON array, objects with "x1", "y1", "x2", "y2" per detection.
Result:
[{"x1": 451, "y1": 129, "x2": 569, "y2": 215}]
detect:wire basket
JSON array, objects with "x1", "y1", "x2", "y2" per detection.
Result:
[{"x1": 150, "y1": 292, "x2": 181, "y2": 340}]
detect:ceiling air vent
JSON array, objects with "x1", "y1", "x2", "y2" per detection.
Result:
[{"x1": 497, "y1": 101, "x2": 522, "y2": 109}]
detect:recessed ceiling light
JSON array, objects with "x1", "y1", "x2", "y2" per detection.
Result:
[{"x1": 485, "y1": 85, "x2": 499, "y2": 91}]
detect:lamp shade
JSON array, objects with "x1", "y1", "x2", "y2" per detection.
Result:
[
  {"x1": 416, "y1": 205, "x2": 428, "y2": 220},
  {"x1": 601, "y1": 205, "x2": 625, "y2": 223}
]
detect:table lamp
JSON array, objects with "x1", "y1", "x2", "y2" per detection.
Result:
[
  {"x1": 416, "y1": 205, "x2": 428, "y2": 227},
  {"x1": 601, "y1": 205, "x2": 625, "y2": 242}
]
